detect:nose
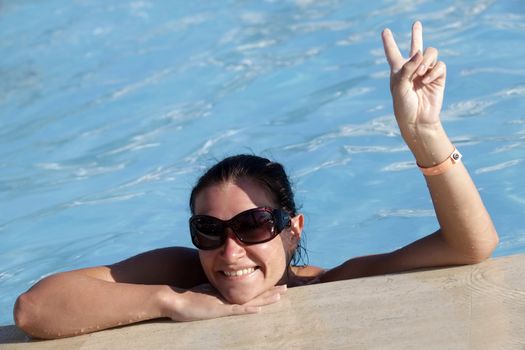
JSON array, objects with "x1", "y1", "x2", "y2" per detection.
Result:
[{"x1": 220, "y1": 228, "x2": 246, "y2": 260}]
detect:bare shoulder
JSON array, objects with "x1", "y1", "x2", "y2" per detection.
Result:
[
  {"x1": 78, "y1": 247, "x2": 208, "y2": 288},
  {"x1": 292, "y1": 265, "x2": 325, "y2": 277},
  {"x1": 290, "y1": 265, "x2": 326, "y2": 286}
]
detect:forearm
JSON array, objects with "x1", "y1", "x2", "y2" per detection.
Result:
[
  {"x1": 411, "y1": 123, "x2": 499, "y2": 262},
  {"x1": 14, "y1": 272, "x2": 167, "y2": 339},
  {"x1": 325, "y1": 22, "x2": 500, "y2": 282}
]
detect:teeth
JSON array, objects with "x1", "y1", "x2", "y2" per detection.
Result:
[{"x1": 223, "y1": 267, "x2": 255, "y2": 277}]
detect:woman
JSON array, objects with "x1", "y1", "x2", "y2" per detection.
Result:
[{"x1": 14, "y1": 22, "x2": 498, "y2": 339}]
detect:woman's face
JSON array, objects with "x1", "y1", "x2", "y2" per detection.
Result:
[{"x1": 193, "y1": 177, "x2": 302, "y2": 305}]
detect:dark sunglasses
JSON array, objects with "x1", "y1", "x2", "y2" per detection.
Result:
[{"x1": 189, "y1": 207, "x2": 292, "y2": 250}]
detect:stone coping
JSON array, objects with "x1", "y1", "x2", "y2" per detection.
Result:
[{"x1": 1, "y1": 254, "x2": 524, "y2": 349}]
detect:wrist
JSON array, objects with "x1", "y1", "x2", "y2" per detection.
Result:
[
  {"x1": 418, "y1": 147, "x2": 462, "y2": 176},
  {"x1": 156, "y1": 285, "x2": 190, "y2": 320},
  {"x1": 402, "y1": 122, "x2": 454, "y2": 168},
  {"x1": 155, "y1": 285, "x2": 178, "y2": 318}
]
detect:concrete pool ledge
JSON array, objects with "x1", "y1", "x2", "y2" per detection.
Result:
[{"x1": 1, "y1": 254, "x2": 524, "y2": 349}]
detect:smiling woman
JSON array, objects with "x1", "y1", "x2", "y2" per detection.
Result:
[
  {"x1": 12, "y1": 22, "x2": 499, "y2": 339},
  {"x1": 189, "y1": 156, "x2": 309, "y2": 305}
]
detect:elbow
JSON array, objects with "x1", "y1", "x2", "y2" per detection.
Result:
[
  {"x1": 465, "y1": 228, "x2": 500, "y2": 264},
  {"x1": 488, "y1": 229, "x2": 500, "y2": 255},
  {"x1": 14, "y1": 293, "x2": 33, "y2": 336},
  {"x1": 14, "y1": 292, "x2": 50, "y2": 339}
]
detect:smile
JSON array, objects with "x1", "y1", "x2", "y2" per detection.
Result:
[{"x1": 222, "y1": 267, "x2": 256, "y2": 277}]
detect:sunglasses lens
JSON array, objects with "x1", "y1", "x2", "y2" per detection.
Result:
[
  {"x1": 190, "y1": 217, "x2": 225, "y2": 249},
  {"x1": 233, "y1": 210, "x2": 275, "y2": 243}
]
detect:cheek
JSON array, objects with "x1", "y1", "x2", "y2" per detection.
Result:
[
  {"x1": 277, "y1": 231, "x2": 296, "y2": 262},
  {"x1": 254, "y1": 237, "x2": 288, "y2": 272},
  {"x1": 198, "y1": 251, "x2": 215, "y2": 278}
]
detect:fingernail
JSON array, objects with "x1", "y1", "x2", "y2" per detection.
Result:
[{"x1": 422, "y1": 76, "x2": 430, "y2": 84}]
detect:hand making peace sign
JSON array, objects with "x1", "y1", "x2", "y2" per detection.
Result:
[{"x1": 382, "y1": 21, "x2": 447, "y2": 151}]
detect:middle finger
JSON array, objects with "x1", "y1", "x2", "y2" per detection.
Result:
[{"x1": 410, "y1": 21, "x2": 423, "y2": 57}]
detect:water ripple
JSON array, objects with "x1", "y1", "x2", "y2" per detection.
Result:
[
  {"x1": 460, "y1": 68, "x2": 525, "y2": 77},
  {"x1": 35, "y1": 162, "x2": 127, "y2": 179},
  {"x1": 107, "y1": 68, "x2": 173, "y2": 101},
  {"x1": 376, "y1": 209, "x2": 435, "y2": 219},
  {"x1": 285, "y1": 115, "x2": 400, "y2": 152},
  {"x1": 344, "y1": 145, "x2": 407, "y2": 154},
  {"x1": 441, "y1": 100, "x2": 495, "y2": 120},
  {"x1": 69, "y1": 192, "x2": 145, "y2": 207},
  {"x1": 295, "y1": 158, "x2": 351, "y2": 178},
  {"x1": 474, "y1": 160, "x2": 522, "y2": 175},
  {"x1": 289, "y1": 20, "x2": 354, "y2": 33},
  {"x1": 184, "y1": 129, "x2": 242, "y2": 164},
  {"x1": 236, "y1": 39, "x2": 278, "y2": 52},
  {"x1": 381, "y1": 161, "x2": 416, "y2": 172}
]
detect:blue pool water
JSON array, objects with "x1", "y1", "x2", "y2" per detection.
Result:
[{"x1": 1, "y1": 1, "x2": 524, "y2": 325}]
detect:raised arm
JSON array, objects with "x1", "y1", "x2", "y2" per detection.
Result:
[
  {"x1": 323, "y1": 22, "x2": 498, "y2": 282},
  {"x1": 14, "y1": 247, "x2": 285, "y2": 339}
]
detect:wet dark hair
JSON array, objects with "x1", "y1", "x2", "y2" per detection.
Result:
[{"x1": 189, "y1": 154, "x2": 306, "y2": 266}]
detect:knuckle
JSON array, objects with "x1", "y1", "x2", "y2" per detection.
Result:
[
  {"x1": 435, "y1": 61, "x2": 446, "y2": 72},
  {"x1": 426, "y1": 46, "x2": 438, "y2": 55},
  {"x1": 230, "y1": 304, "x2": 242, "y2": 313},
  {"x1": 401, "y1": 63, "x2": 414, "y2": 76}
]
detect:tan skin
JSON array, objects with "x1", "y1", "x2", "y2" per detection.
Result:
[{"x1": 14, "y1": 22, "x2": 498, "y2": 339}]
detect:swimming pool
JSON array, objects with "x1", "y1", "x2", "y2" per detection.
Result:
[{"x1": 1, "y1": 0, "x2": 524, "y2": 325}]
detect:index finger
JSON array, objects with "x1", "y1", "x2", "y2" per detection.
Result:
[{"x1": 381, "y1": 28, "x2": 404, "y2": 72}]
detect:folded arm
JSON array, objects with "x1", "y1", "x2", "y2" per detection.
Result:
[{"x1": 14, "y1": 247, "x2": 285, "y2": 339}]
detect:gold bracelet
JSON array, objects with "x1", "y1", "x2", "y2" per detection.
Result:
[{"x1": 417, "y1": 148, "x2": 462, "y2": 176}]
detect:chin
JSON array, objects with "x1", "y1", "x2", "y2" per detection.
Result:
[{"x1": 219, "y1": 287, "x2": 262, "y2": 305}]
